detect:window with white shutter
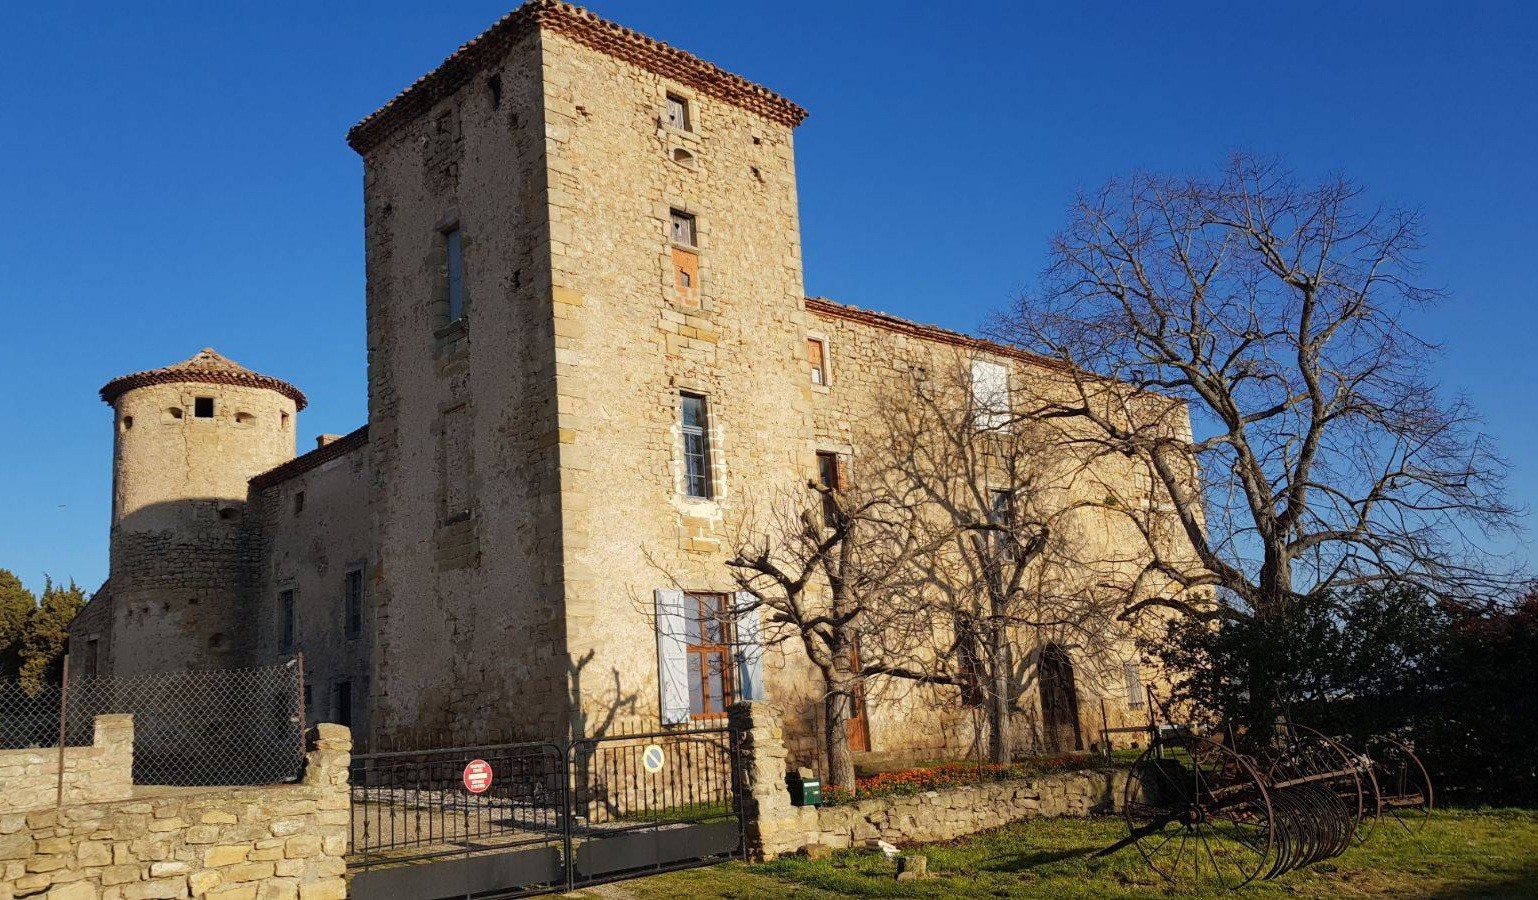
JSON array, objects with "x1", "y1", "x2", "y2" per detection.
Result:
[
  {"x1": 970, "y1": 359, "x2": 1010, "y2": 430},
  {"x1": 1124, "y1": 662, "x2": 1145, "y2": 709},
  {"x1": 733, "y1": 591, "x2": 766, "y2": 702},
  {"x1": 655, "y1": 589, "x2": 691, "y2": 725}
]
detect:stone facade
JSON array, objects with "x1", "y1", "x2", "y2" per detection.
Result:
[
  {"x1": 0, "y1": 724, "x2": 350, "y2": 900},
  {"x1": 70, "y1": 2, "x2": 1181, "y2": 769},
  {"x1": 0, "y1": 717, "x2": 133, "y2": 816}
]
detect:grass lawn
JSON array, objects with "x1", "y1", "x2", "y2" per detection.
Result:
[{"x1": 606, "y1": 808, "x2": 1538, "y2": 898}]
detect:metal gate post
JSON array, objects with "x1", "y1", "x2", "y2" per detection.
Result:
[
  {"x1": 729, "y1": 719, "x2": 745, "y2": 860},
  {"x1": 562, "y1": 740, "x2": 575, "y2": 893}
]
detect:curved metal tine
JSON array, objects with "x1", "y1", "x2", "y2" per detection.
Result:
[
  {"x1": 1263, "y1": 790, "x2": 1291, "y2": 879},
  {"x1": 1271, "y1": 791, "x2": 1306, "y2": 878}
]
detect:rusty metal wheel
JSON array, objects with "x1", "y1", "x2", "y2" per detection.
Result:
[
  {"x1": 1123, "y1": 733, "x2": 1274, "y2": 889},
  {"x1": 1369, "y1": 735, "x2": 1433, "y2": 834}
]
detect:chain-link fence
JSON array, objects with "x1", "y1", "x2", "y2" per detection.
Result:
[
  {"x1": 0, "y1": 660, "x2": 305, "y2": 787},
  {"x1": 0, "y1": 680, "x2": 62, "y2": 750}
]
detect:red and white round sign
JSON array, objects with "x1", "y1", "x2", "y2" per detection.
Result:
[{"x1": 462, "y1": 759, "x2": 493, "y2": 794}]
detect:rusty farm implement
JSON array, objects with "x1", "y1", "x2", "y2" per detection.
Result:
[{"x1": 1098, "y1": 696, "x2": 1433, "y2": 889}]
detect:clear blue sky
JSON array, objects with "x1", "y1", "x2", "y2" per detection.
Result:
[{"x1": 2, "y1": 1, "x2": 1535, "y2": 594}]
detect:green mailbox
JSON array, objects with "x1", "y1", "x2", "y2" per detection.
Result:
[{"x1": 787, "y1": 768, "x2": 822, "y2": 807}]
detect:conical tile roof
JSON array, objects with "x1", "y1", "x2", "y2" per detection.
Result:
[{"x1": 100, "y1": 349, "x2": 307, "y2": 410}]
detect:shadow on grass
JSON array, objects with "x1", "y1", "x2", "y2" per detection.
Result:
[
  {"x1": 1417, "y1": 861, "x2": 1538, "y2": 899},
  {"x1": 975, "y1": 846, "x2": 1105, "y2": 873}
]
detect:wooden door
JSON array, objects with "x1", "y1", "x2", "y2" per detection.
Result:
[
  {"x1": 847, "y1": 645, "x2": 872, "y2": 753},
  {"x1": 1038, "y1": 644, "x2": 1083, "y2": 753}
]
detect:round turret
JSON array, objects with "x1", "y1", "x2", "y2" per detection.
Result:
[{"x1": 99, "y1": 349, "x2": 306, "y2": 674}]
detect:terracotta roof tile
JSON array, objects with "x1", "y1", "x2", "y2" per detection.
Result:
[
  {"x1": 249, "y1": 425, "x2": 368, "y2": 491},
  {"x1": 805, "y1": 298, "x2": 1073, "y2": 375},
  {"x1": 347, "y1": 0, "x2": 808, "y2": 155},
  {"x1": 100, "y1": 348, "x2": 308, "y2": 410}
]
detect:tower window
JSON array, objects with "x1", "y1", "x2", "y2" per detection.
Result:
[
  {"x1": 167, "y1": 407, "x2": 184, "y2": 421},
  {"x1": 816, "y1": 451, "x2": 842, "y2": 528},
  {"x1": 280, "y1": 590, "x2": 295, "y2": 651},
  {"x1": 120, "y1": 416, "x2": 134, "y2": 431},
  {"x1": 680, "y1": 393, "x2": 712, "y2": 500},
  {"x1": 280, "y1": 411, "x2": 290, "y2": 430},
  {"x1": 293, "y1": 491, "x2": 306, "y2": 515},
  {"x1": 344, "y1": 569, "x2": 363, "y2": 638},
  {"x1": 235, "y1": 412, "x2": 255, "y2": 426},
  {"x1": 671, "y1": 147, "x2": 697, "y2": 169},
  {"x1": 666, "y1": 94, "x2": 691, "y2": 132},
  {"x1": 808, "y1": 338, "x2": 829, "y2": 385},
  {"x1": 445, "y1": 226, "x2": 465, "y2": 322},
  {"x1": 334, "y1": 681, "x2": 353, "y2": 727},
  {"x1": 669, "y1": 210, "x2": 696, "y2": 247},
  {"x1": 194, "y1": 397, "x2": 214, "y2": 418},
  {"x1": 487, "y1": 73, "x2": 502, "y2": 109}
]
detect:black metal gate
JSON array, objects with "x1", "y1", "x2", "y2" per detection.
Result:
[{"x1": 348, "y1": 725, "x2": 743, "y2": 899}]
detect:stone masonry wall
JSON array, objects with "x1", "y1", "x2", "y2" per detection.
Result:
[
  {"x1": 106, "y1": 381, "x2": 299, "y2": 677},
  {"x1": 360, "y1": 24, "x2": 571, "y2": 747},
  {"x1": 0, "y1": 724, "x2": 350, "y2": 900},
  {"x1": 0, "y1": 717, "x2": 133, "y2": 816},
  {"x1": 247, "y1": 441, "x2": 374, "y2": 742},
  {"x1": 796, "y1": 770, "x2": 1128, "y2": 852},
  {"x1": 538, "y1": 24, "x2": 815, "y2": 741},
  {"x1": 734, "y1": 701, "x2": 1125, "y2": 860}
]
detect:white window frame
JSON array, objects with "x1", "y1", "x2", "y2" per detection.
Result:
[{"x1": 970, "y1": 358, "x2": 1011, "y2": 430}]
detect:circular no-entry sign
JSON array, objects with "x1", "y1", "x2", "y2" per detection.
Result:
[{"x1": 462, "y1": 759, "x2": 493, "y2": 794}]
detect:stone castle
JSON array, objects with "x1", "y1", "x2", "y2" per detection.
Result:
[{"x1": 69, "y1": 1, "x2": 1168, "y2": 765}]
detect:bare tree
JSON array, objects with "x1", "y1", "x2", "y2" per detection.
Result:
[
  {"x1": 726, "y1": 480, "x2": 931, "y2": 790},
  {"x1": 997, "y1": 154, "x2": 1521, "y2": 630},
  {"x1": 864, "y1": 355, "x2": 1144, "y2": 761}
]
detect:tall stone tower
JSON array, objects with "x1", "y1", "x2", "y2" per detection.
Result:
[
  {"x1": 99, "y1": 349, "x2": 304, "y2": 674},
  {"x1": 347, "y1": 1, "x2": 811, "y2": 742}
]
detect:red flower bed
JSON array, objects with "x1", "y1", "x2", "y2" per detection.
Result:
[{"x1": 820, "y1": 754, "x2": 1090, "y2": 806}]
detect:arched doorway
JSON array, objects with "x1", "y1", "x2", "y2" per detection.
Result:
[{"x1": 1038, "y1": 644, "x2": 1083, "y2": 752}]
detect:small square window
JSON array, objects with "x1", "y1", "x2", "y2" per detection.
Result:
[
  {"x1": 666, "y1": 94, "x2": 691, "y2": 132},
  {"x1": 669, "y1": 210, "x2": 696, "y2": 247},
  {"x1": 193, "y1": 397, "x2": 214, "y2": 418}
]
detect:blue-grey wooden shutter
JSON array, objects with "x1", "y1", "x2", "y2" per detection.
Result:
[
  {"x1": 655, "y1": 589, "x2": 691, "y2": 725},
  {"x1": 733, "y1": 590, "x2": 766, "y2": 702}
]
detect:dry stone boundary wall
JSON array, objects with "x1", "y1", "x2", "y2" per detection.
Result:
[
  {"x1": 0, "y1": 722, "x2": 350, "y2": 900},
  {"x1": 732, "y1": 700, "x2": 1128, "y2": 859},
  {"x1": 0, "y1": 717, "x2": 134, "y2": 816}
]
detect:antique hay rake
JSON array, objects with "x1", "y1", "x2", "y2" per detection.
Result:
[{"x1": 1098, "y1": 695, "x2": 1433, "y2": 889}]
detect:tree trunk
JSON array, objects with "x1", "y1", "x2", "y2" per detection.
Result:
[
  {"x1": 824, "y1": 669, "x2": 857, "y2": 790},
  {"x1": 986, "y1": 611, "x2": 1012, "y2": 763}
]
